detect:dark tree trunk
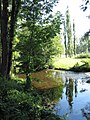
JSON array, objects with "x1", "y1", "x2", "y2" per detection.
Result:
[
  {"x1": 1, "y1": 0, "x2": 8, "y2": 77},
  {"x1": 0, "y1": 0, "x2": 2, "y2": 72},
  {"x1": 7, "y1": 0, "x2": 16, "y2": 77},
  {"x1": 7, "y1": 0, "x2": 21, "y2": 77},
  {"x1": 0, "y1": 0, "x2": 21, "y2": 78},
  {"x1": 0, "y1": 0, "x2": 1, "y2": 32}
]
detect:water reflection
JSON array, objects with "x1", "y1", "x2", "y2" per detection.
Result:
[
  {"x1": 65, "y1": 78, "x2": 74, "y2": 110},
  {"x1": 75, "y1": 80, "x2": 78, "y2": 97},
  {"x1": 30, "y1": 69, "x2": 90, "y2": 120},
  {"x1": 53, "y1": 70, "x2": 90, "y2": 120},
  {"x1": 36, "y1": 86, "x2": 63, "y2": 108}
]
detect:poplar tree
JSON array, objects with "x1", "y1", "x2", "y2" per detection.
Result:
[
  {"x1": 73, "y1": 19, "x2": 76, "y2": 55},
  {"x1": 63, "y1": 20, "x2": 67, "y2": 57},
  {"x1": 66, "y1": 6, "x2": 72, "y2": 57}
]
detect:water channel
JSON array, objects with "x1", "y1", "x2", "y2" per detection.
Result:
[{"x1": 33, "y1": 70, "x2": 90, "y2": 120}]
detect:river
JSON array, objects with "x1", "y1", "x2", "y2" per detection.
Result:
[
  {"x1": 53, "y1": 70, "x2": 90, "y2": 120},
  {"x1": 18, "y1": 69, "x2": 90, "y2": 120},
  {"x1": 32, "y1": 70, "x2": 90, "y2": 120}
]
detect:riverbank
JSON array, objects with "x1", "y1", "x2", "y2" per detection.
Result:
[{"x1": 53, "y1": 58, "x2": 90, "y2": 72}]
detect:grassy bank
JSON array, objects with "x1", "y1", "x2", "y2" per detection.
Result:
[{"x1": 53, "y1": 57, "x2": 90, "y2": 72}]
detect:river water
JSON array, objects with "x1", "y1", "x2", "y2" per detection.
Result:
[
  {"x1": 53, "y1": 70, "x2": 90, "y2": 120},
  {"x1": 18, "y1": 69, "x2": 90, "y2": 120}
]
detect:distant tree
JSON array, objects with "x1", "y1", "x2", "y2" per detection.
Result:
[
  {"x1": 63, "y1": 19, "x2": 67, "y2": 57},
  {"x1": 83, "y1": 33, "x2": 90, "y2": 53},
  {"x1": 77, "y1": 35, "x2": 90, "y2": 54},
  {"x1": 66, "y1": 7, "x2": 72, "y2": 57},
  {"x1": 73, "y1": 19, "x2": 76, "y2": 55},
  {"x1": 80, "y1": 0, "x2": 90, "y2": 54}
]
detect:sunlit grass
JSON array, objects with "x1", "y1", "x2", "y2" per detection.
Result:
[{"x1": 53, "y1": 57, "x2": 89, "y2": 70}]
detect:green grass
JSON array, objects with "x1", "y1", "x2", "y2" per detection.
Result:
[{"x1": 53, "y1": 57, "x2": 90, "y2": 70}]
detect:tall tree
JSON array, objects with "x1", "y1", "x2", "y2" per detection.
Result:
[
  {"x1": 0, "y1": 0, "x2": 1, "y2": 37},
  {"x1": 73, "y1": 19, "x2": 76, "y2": 56},
  {"x1": 0, "y1": 0, "x2": 21, "y2": 78},
  {"x1": 66, "y1": 6, "x2": 72, "y2": 57},
  {"x1": 1, "y1": 0, "x2": 8, "y2": 77},
  {"x1": 7, "y1": 0, "x2": 21, "y2": 77},
  {"x1": 15, "y1": 0, "x2": 59, "y2": 89},
  {"x1": 63, "y1": 19, "x2": 67, "y2": 57}
]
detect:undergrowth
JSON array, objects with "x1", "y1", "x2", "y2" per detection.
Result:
[{"x1": 0, "y1": 77, "x2": 61, "y2": 120}]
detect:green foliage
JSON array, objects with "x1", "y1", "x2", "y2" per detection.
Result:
[
  {"x1": 0, "y1": 78, "x2": 61, "y2": 120},
  {"x1": 15, "y1": 11, "x2": 63, "y2": 74},
  {"x1": 13, "y1": 0, "x2": 63, "y2": 91},
  {"x1": 52, "y1": 35, "x2": 64, "y2": 56},
  {"x1": 77, "y1": 35, "x2": 90, "y2": 54}
]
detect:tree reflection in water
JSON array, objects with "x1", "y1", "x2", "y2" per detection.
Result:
[
  {"x1": 65, "y1": 78, "x2": 74, "y2": 111},
  {"x1": 75, "y1": 80, "x2": 78, "y2": 97},
  {"x1": 53, "y1": 70, "x2": 90, "y2": 120}
]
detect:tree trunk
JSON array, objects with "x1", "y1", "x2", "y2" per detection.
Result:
[
  {"x1": 7, "y1": 0, "x2": 21, "y2": 77},
  {"x1": 25, "y1": 73, "x2": 31, "y2": 91},
  {"x1": 0, "y1": 0, "x2": 1, "y2": 34},
  {"x1": 7, "y1": 0, "x2": 15, "y2": 77},
  {"x1": 1, "y1": 0, "x2": 8, "y2": 77},
  {"x1": 0, "y1": 0, "x2": 2, "y2": 71}
]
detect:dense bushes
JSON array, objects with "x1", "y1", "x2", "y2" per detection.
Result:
[{"x1": 0, "y1": 78, "x2": 61, "y2": 120}]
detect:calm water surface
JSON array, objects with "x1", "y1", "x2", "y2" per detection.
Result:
[
  {"x1": 52, "y1": 70, "x2": 90, "y2": 120},
  {"x1": 31, "y1": 69, "x2": 90, "y2": 120}
]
